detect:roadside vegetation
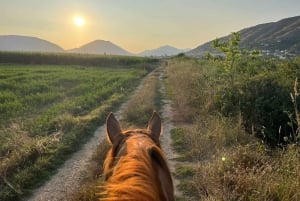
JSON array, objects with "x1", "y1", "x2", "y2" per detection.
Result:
[
  {"x1": 166, "y1": 33, "x2": 300, "y2": 201},
  {"x1": 0, "y1": 54, "x2": 158, "y2": 201}
]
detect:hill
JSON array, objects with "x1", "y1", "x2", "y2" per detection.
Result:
[
  {"x1": 138, "y1": 45, "x2": 190, "y2": 57},
  {"x1": 68, "y1": 40, "x2": 132, "y2": 56},
  {"x1": 187, "y1": 15, "x2": 300, "y2": 58},
  {"x1": 0, "y1": 35, "x2": 64, "y2": 52}
]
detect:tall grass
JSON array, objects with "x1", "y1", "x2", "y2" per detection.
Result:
[{"x1": 165, "y1": 58, "x2": 300, "y2": 201}]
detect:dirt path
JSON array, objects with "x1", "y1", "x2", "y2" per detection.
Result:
[
  {"x1": 157, "y1": 68, "x2": 182, "y2": 198},
  {"x1": 26, "y1": 67, "x2": 180, "y2": 201},
  {"x1": 25, "y1": 73, "x2": 148, "y2": 201}
]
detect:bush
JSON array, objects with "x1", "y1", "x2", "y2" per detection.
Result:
[{"x1": 218, "y1": 73, "x2": 298, "y2": 146}]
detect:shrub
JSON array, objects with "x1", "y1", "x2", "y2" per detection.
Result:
[{"x1": 217, "y1": 73, "x2": 298, "y2": 146}]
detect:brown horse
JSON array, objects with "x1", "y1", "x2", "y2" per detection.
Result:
[{"x1": 101, "y1": 112, "x2": 174, "y2": 201}]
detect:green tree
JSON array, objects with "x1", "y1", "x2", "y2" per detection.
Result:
[
  {"x1": 212, "y1": 32, "x2": 262, "y2": 82},
  {"x1": 213, "y1": 32, "x2": 241, "y2": 74}
]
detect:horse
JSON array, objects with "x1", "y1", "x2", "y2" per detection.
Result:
[{"x1": 100, "y1": 111, "x2": 174, "y2": 201}]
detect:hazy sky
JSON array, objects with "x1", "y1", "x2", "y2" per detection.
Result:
[{"x1": 1, "y1": 0, "x2": 299, "y2": 53}]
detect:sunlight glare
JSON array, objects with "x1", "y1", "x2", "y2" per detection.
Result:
[{"x1": 73, "y1": 16, "x2": 85, "y2": 27}]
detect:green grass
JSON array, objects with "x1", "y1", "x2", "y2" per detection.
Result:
[
  {"x1": 0, "y1": 63, "x2": 150, "y2": 201},
  {"x1": 174, "y1": 166, "x2": 195, "y2": 179},
  {"x1": 170, "y1": 128, "x2": 193, "y2": 161}
]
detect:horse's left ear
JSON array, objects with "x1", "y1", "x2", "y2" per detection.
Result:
[
  {"x1": 106, "y1": 112, "x2": 123, "y2": 144},
  {"x1": 147, "y1": 111, "x2": 162, "y2": 140}
]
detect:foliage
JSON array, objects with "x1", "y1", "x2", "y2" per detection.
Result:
[
  {"x1": 209, "y1": 33, "x2": 300, "y2": 146},
  {"x1": 165, "y1": 57, "x2": 300, "y2": 201},
  {"x1": 212, "y1": 32, "x2": 262, "y2": 82},
  {"x1": 216, "y1": 59, "x2": 300, "y2": 146},
  {"x1": 213, "y1": 32, "x2": 242, "y2": 73}
]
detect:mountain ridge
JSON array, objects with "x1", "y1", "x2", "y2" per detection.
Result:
[
  {"x1": 187, "y1": 15, "x2": 300, "y2": 58},
  {"x1": 67, "y1": 40, "x2": 132, "y2": 56},
  {"x1": 0, "y1": 35, "x2": 64, "y2": 52},
  {"x1": 138, "y1": 45, "x2": 190, "y2": 57},
  {"x1": 0, "y1": 35, "x2": 188, "y2": 56},
  {"x1": 1, "y1": 15, "x2": 300, "y2": 58}
]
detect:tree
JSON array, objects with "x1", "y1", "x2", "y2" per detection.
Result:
[
  {"x1": 212, "y1": 32, "x2": 262, "y2": 82},
  {"x1": 213, "y1": 32, "x2": 241, "y2": 74}
]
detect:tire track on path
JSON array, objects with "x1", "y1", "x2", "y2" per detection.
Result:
[{"x1": 157, "y1": 68, "x2": 182, "y2": 198}]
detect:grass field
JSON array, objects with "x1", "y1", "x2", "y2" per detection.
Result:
[
  {"x1": 1, "y1": 50, "x2": 299, "y2": 201},
  {"x1": 0, "y1": 62, "x2": 152, "y2": 200}
]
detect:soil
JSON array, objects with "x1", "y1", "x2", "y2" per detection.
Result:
[{"x1": 25, "y1": 67, "x2": 181, "y2": 201}]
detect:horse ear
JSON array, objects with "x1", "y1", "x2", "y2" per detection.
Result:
[
  {"x1": 106, "y1": 112, "x2": 122, "y2": 144},
  {"x1": 147, "y1": 111, "x2": 162, "y2": 140}
]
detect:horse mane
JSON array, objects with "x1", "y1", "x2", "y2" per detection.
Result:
[{"x1": 100, "y1": 130, "x2": 172, "y2": 201}]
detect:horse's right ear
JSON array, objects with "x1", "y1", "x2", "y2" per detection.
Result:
[
  {"x1": 106, "y1": 113, "x2": 122, "y2": 144},
  {"x1": 147, "y1": 111, "x2": 162, "y2": 140}
]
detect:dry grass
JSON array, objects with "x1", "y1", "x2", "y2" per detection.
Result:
[
  {"x1": 165, "y1": 61, "x2": 199, "y2": 122},
  {"x1": 68, "y1": 139, "x2": 110, "y2": 201},
  {"x1": 192, "y1": 144, "x2": 299, "y2": 201},
  {"x1": 123, "y1": 70, "x2": 161, "y2": 127},
  {"x1": 0, "y1": 122, "x2": 63, "y2": 189},
  {"x1": 166, "y1": 59, "x2": 300, "y2": 201},
  {"x1": 175, "y1": 130, "x2": 300, "y2": 201}
]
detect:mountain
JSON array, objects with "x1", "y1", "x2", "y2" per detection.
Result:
[
  {"x1": 138, "y1": 45, "x2": 190, "y2": 57},
  {"x1": 0, "y1": 35, "x2": 64, "y2": 52},
  {"x1": 68, "y1": 40, "x2": 132, "y2": 56},
  {"x1": 187, "y1": 15, "x2": 300, "y2": 58}
]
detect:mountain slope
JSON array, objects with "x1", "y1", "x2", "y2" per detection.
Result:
[
  {"x1": 187, "y1": 15, "x2": 300, "y2": 57},
  {"x1": 138, "y1": 45, "x2": 190, "y2": 57},
  {"x1": 68, "y1": 40, "x2": 132, "y2": 56},
  {"x1": 0, "y1": 35, "x2": 64, "y2": 52}
]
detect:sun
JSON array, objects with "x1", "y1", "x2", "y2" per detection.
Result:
[{"x1": 73, "y1": 16, "x2": 85, "y2": 27}]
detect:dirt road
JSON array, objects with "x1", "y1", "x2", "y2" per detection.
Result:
[{"x1": 26, "y1": 67, "x2": 180, "y2": 201}]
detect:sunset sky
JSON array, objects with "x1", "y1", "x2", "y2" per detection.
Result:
[{"x1": 1, "y1": 0, "x2": 299, "y2": 53}]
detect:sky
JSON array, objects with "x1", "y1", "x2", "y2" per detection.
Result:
[{"x1": 0, "y1": 0, "x2": 299, "y2": 53}]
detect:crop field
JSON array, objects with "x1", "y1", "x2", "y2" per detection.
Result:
[{"x1": 0, "y1": 63, "x2": 150, "y2": 200}]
